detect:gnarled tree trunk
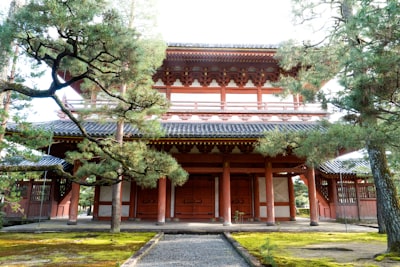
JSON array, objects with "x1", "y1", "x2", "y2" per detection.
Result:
[{"x1": 367, "y1": 142, "x2": 400, "y2": 252}]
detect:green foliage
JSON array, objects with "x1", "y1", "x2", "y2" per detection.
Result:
[
  {"x1": 297, "y1": 208, "x2": 310, "y2": 217},
  {"x1": 293, "y1": 178, "x2": 309, "y2": 208},
  {"x1": 0, "y1": 0, "x2": 188, "y2": 189},
  {"x1": 67, "y1": 139, "x2": 188, "y2": 187},
  {"x1": 256, "y1": 121, "x2": 365, "y2": 166},
  {"x1": 260, "y1": 238, "x2": 277, "y2": 267},
  {"x1": 275, "y1": 0, "x2": 400, "y2": 251},
  {"x1": 79, "y1": 186, "x2": 94, "y2": 209}
]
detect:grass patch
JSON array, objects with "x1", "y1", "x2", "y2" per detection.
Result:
[
  {"x1": 232, "y1": 232, "x2": 388, "y2": 267},
  {"x1": 0, "y1": 231, "x2": 156, "y2": 267}
]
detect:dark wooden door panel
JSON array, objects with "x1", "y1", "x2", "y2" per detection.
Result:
[
  {"x1": 231, "y1": 176, "x2": 252, "y2": 217},
  {"x1": 136, "y1": 187, "x2": 158, "y2": 219},
  {"x1": 175, "y1": 176, "x2": 214, "y2": 219}
]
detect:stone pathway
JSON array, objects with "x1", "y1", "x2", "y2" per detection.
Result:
[{"x1": 133, "y1": 234, "x2": 250, "y2": 267}]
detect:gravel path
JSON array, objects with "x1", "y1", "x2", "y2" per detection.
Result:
[{"x1": 135, "y1": 234, "x2": 250, "y2": 267}]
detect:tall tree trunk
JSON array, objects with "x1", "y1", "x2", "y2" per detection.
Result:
[
  {"x1": 0, "y1": 0, "x2": 22, "y2": 144},
  {"x1": 110, "y1": 85, "x2": 126, "y2": 233},
  {"x1": 110, "y1": 0, "x2": 136, "y2": 233},
  {"x1": 367, "y1": 142, "x2": 400, "y2": 253}
]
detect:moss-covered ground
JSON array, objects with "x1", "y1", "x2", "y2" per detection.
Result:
[
  {"x1": 0, "y1": 232, "x2": 155, "y2": 267},
  {"x1": 232, "y1": 232, "x2": 400, "y2": 267}
]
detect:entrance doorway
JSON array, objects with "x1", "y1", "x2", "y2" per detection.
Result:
[
  {"x1": 175, "y1": 175, "x2": 215, "y2": 219},
  {"x1": 231, "y1": 175, "x2": 252, "y2": 219},
  {"x1": 136, "y1": 187, "x2": 158, "y2": 219}
]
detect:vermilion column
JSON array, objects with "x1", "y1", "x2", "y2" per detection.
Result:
[
  {"x1": 68, "y1": 162, "x2": 80, "y2": 225},
  {"x1": 157, "y1": 177, "x2": 167, "y2": 225},
  {"x1": 222, "y1": 160, "x2": 231, "y2": 226},
  {"x1": 288, "y1": 176, "x2": 296, "y2": 221},
  {"x1": 265, "y1": 161, "x2": 275, "y2": 226},
  {"x1": 254, "y1": 176, "x2": 260, "y2": 221},
  {"x1": 330, "y1": 179, "x2": 338, "y2": 218},
  {"x1": 307, "y1": 167, "x2": 319, "y2": 226}
]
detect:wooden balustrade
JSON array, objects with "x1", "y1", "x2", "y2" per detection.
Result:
[{"x1": 61, "y1": 99, "x2": 329, "y2": 122}]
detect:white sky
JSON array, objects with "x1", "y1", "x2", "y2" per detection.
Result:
[
  {"x1": 1, "y1": 0, "x2": 308, "y2": 44},
  {"x1": 0, "y1": 0, "x2": 322, "y2": 121},
  {"x1": 156, "y1": 0, "x2": 304, "y2": 44}
]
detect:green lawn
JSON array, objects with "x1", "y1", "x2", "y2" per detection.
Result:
[
  {"x1": 231, "y1": 232, "x2": 398, "y2": 267},
  {"x1": 0, "y1": 232, "x2": 156, "y2": 267}
]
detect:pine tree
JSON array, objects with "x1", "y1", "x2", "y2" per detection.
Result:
[
  {"x1": 258, "y1": 0, "x2": 400, "y2": 253},
  {"x1": 0, "y1": 0, "x2": 188, "y2": 232}
]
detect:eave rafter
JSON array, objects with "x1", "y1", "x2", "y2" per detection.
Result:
[{"x1": 153, "y1": 45, "x2": 298, "y2": 88}]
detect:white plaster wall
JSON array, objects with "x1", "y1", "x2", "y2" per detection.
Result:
[
  {"x1": 99, "y1": 186, "x2": 112, "y2": 202},
  {"x1": 258, "y1": 177, "x2": 266, "y2": 202},
  {"x1": 226, "y1": 94, "x2": 257, "y2": 102},
  {"x1": 274, "y1": 178, "x2": 289, "y2": 202},
  {"x1": 99, "y1": 182, "x2": 131, "y2": 202},
  {"x1": 170, "y1": 93, "x2": 220, "y2": 110},
  {"x1": 122, "y1": 182, "x2": 131, "y2": 202},
  {"x1": 275, "y1": 206, "x2": 290, "y2": 217},
  {"x1": 258, "y1": 176, "x2": 290, "y2": 218},
  {"x1": 98, "y1": 205, "x2": 130, "y2": 217},
  {"x1": 262, "y1": 94, "x2": 293, "y2": 103},
  {"x1": 259, "y1": 206, "x2": 267, "y2": 217}
]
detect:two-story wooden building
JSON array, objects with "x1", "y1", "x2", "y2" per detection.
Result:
[{"x1": 5, "y1": 43, "x2": 376, "y2": 225}]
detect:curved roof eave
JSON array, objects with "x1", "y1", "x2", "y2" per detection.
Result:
[{"x1": 6, "y1": 120, "x2": 322, "y2": 139}]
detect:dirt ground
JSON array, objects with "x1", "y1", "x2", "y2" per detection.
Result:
[{"x1": 288, "y1": 242, "x2": 400, "y2": 267}]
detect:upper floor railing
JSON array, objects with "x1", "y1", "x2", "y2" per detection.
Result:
[{"x1": 60, "y1": 99, "x2": 329, "y2": 122}]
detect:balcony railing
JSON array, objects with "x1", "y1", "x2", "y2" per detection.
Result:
[{"x1": 61, "y1": 99, "x2": 328, "y2": 122}]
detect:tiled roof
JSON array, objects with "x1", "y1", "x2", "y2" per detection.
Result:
[
  {"x1": 167, "y1": 43, "x2": 279, "y2": 49},
  {"x1": 7, "y1": 120, "x2": 321, "y2": 139},
  {"x1": 1, "y1": 154, "x2": 72, "y2": 171},
  {"x1": 319, "y1": 158, "x2": 370, "y2": 176}
]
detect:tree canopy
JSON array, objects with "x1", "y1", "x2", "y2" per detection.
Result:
[
  {"x1": 256, "y1": 0, "x2": 400, "y2": 253},
  {"x1": 0, "y1": 0, "x2": 188, "y2": 213}
]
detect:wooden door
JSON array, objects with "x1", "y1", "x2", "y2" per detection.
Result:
[
  {"x1": 175, "y1": 175, "x2": 215, "y2": 219},
  {"x1": 231, "y1": 176, "x2": 252, "y2": 219},
  {"x1": 136, "y1": 187, "x2": 158, "y2": 219}
]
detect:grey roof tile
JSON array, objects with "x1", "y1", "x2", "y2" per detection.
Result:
[
  {"x1": 7, "y1": 120, "x2": 320, "y2": 139},
  {"x1": 319, "y1": 158, "x2": 370, "y2": 175},
  {"x1": 167, "y1": 42, "x2": 279, "y2": 49},
  {"x1": 1, "y1": 154, "x2": 72, "y2": 171}
]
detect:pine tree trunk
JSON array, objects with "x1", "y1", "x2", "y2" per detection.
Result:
[
  {"x1": 111, "y1": 180, "x2": 122, "y2": 233},
  {"x1": 367, "y1": 142, "x2": 400, "y2": 253},
  {"x1": 110, "y1": 0, "x2": 135, "y2": 233}
]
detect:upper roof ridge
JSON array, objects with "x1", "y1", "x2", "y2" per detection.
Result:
[{"x1": 166, "y1": 42, "x2": 280, "y2": 49}]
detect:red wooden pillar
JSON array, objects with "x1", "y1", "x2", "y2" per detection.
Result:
[
  {"x1": 165, "y1": 179, "x2": 171, "y2": 221},
  {"x1": 265, "y1": 161, "x2": 275, "y2": 226},
  {"x1": 221, "y1": 87, "x2": 226, "y2": 110},
  {"x1": 288, "y1": 176, "x2": 296, "y2": 221},
  {"x1": 257, "y1": 88, "x2": 262, "y2": 110},
  {"x1": 68, "y1": 162, "x2": 80, "y2": 225},
  {"x1": 128, "y1": 181, "x2": 136, "y2": 220},
  {"x1": 157, "y1": 177, "x2": 167, "y2": 225},
  {"x1": 329, "y1": 179, "x2": 338, "y2": 219},
  {"x1": 222, "y1": 160, "x2": 231, "y2": 226},
  {"x1": 25, "y1": 180, "x2": 33, "y2": 218},
  {"x1": 219, "y1": 175, "x2": 224, "y2": 221},
  {"x1": 254, "y1": 176, "x2": 260, "y2": 221},
  {"x1": 354, "y1": 180, "x2": 361, "y2": 221},
  {"x1": 67, "y1": 182, "x2": 80, "y2": 225},
  {"x1": 307, "y1": 167, "x2": 319, "y2": 226}
]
